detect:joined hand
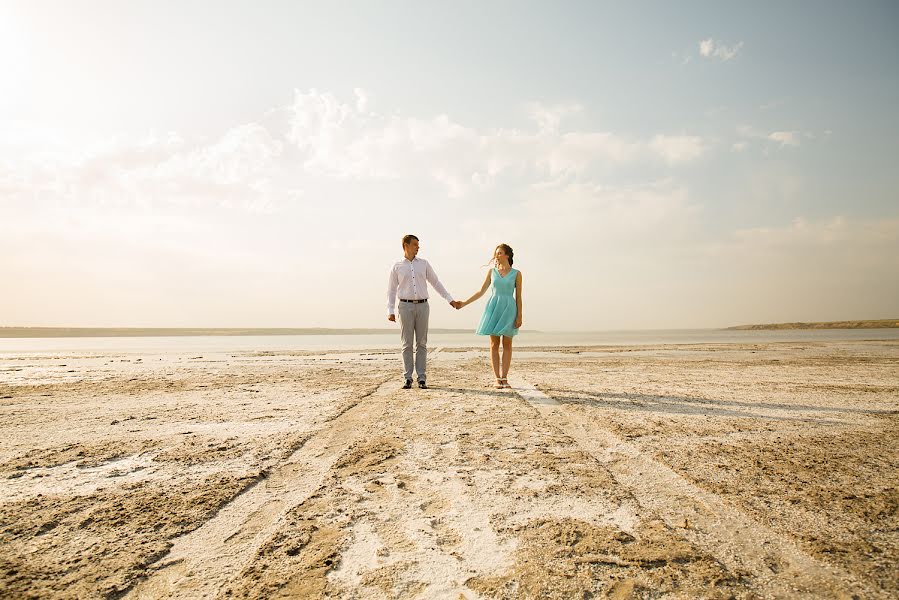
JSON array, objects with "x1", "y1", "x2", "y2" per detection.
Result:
[{"x1": 451, "y1": 301, "x2": 464, "y2": 310}]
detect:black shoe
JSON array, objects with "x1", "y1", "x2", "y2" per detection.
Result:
[
  {"x1": 418, "y1": 380, "x2": 428, "y2": 389},
  {"x1": 402, "y1": 379, "x2": 412, "y2": 389}
]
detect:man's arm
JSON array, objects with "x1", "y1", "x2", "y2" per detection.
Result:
[
  {"x1": 387, "y1": 265, "x2": 399, "y2": 320},
  {"x1": 425, "y1": 260, "x2": 454, "y2": 304}
]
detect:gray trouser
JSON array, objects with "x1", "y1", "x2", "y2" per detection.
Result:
[{"x1": 398, "y1": 301, "x2": 429, "y2": 381}]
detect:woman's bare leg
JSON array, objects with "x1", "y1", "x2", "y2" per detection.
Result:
[
  {"x1": 501, "y1": 336, "x2": 513, "y2": 378},
  {"x1": 490, "y1": 336, "x2": 501, "y2": 378}
]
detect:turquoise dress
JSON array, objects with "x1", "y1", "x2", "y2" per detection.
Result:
[{"x1": 476, "y1": 268, "x2": 519, "y2": 337}]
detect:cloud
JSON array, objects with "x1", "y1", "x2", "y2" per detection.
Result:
[
  {"x1": 538, "y1": 132, "x2": 641, "y2": 176},
  {"x1": 353, "y1": 88, "x2": 369, "y2": 113},
  {"x1": 649, "y1": 135, "x2": 704, "y2": 164},
  {"x1": 736, "y1": 125, "x2": 803, "y2": 149},
  {"x1": 1, "y1": 88, "x2": 707, "y2": 212},
  {"x1": 699, "y1": 38, "x2": 743, "y2": 61},
  {"x1": 526, "y1": 102, "x2": 583, "y2": 134},
  {"x1": 767, "y1": 131, "x2": 800, "y2": 147},
  {"x1": 280, "y1": 89, "x2": 704, "y2": 194},
  {"x1": 521, "y1": 179, "x2": 698, "y2": 240}
]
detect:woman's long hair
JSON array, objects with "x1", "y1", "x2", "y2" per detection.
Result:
[{"x1": 486, "y1": 243, "x2": 514, "y2": 267}]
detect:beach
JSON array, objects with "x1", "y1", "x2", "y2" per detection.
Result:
[{"x1": 1, "y1": 339, "x2": 896, "y2": 599}]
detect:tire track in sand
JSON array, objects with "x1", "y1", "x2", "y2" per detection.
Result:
[
  {"x1": 126, "y1": 366, "x2": 408, "y2": 600},
  {"x1": 508, "y1": 375, "x2": 874, "y2": 599}
]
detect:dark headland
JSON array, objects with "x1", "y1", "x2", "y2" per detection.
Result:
[{"x1": 727, "y1": 319, "x2": 899, "y2": 330}]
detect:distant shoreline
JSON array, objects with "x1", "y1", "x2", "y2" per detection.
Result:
[
  {"x1": 0, "y1": 327, "x2": 474, "y2": 338},
  {"x1": 726, "y1": 319, "x2": 899, "y2": 330},
  {"x1": 2, "y1": 321, "x2": 897, "y2": 338}
]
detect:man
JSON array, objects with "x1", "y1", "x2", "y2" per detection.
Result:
[{"x1": 387, "y1": 234, "x2": 461, "y2": 389}]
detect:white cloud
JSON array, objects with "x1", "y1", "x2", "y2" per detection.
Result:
[
  {"x1": 520, "y1": 179, "x2": 698, "y2": 241},
  {"x1": 538, "y1": 132, "x2": 642, "y2": 176},
  {"x1": 1, "y1": 89, "x2": 707, "y2": 209},
  {"x1": 649, "y1": 135, "x2": 704, "y2": 164},
  {"x1": 767, "y1": 130, "x2": 800, "y2": 147},
  {"x1": 353, "y1": 87, "x2": 369, "y2": 113},
  {"x1": 279, "y1": 89, "x2": 704, "y2": 193},
  {"x1": 699, "y1": 38, "x2": 743, "y2": 61},
  {"x1": 735, "y1": 124, "x2": 759, "y2": 138},
  {"x1": 526, "y1": 102, "x2": 582, "y2": 134},
  {"x1": 736, "y1": 125, "x2": 804, "y2": 149}
]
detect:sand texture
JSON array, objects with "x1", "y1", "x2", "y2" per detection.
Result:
[{"x1": 0, "y1": 341, "x2": 896, "y2": 598}]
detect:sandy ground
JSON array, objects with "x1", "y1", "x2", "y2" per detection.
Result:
[{"x1": 0, "y1": 340, "x2": 896, "y2": 599}]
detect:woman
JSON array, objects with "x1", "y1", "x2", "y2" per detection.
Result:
[{"x1": 458, "y1": 244, "x2": 522, "y2": 389}]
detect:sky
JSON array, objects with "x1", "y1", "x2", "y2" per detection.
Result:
[{"x1": 2, "y1": 1, "x2": 898, "y2": 330}]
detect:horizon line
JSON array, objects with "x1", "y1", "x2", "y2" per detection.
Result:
[{"x1": 2, "y1": 320, "x2": 896, "y2": 338}]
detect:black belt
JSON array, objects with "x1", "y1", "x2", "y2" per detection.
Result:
[{"x1": 399, "y1": 298, "x2": 428, "y2": 303}]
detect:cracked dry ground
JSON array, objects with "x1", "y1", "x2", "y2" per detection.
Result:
[
  {"x1": 0, "y1": 351, "x2": 392, "y2": 598},
  {"x1": 1, "y1": 341, "x2": 897, "y2": 599},
  {"x1": 520, "y1": 340, "x2": 898, "y2": 598}
]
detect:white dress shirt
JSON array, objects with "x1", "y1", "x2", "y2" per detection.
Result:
[{"x1": 387, "y1": 257, "x2": 454, "y2": 315}]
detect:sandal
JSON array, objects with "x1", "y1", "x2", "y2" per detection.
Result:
[
  {"x1": 498, "y1": 377, "x2": 509, "y2": 389},
  {"x1": 501, "y1": 378, "x2": 512, "y2": 389},
  {"x1": 494, "y1": 378, "x2": 504, "y2": 389}
]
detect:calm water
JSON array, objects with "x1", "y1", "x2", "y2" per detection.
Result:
[{"x1": 0, "y1": 329, "x2": 897, "y2": 354}]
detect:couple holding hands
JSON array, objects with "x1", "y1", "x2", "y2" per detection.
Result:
[{"x1": 387, "y1": 234, "x2": 523, "y2": 390}]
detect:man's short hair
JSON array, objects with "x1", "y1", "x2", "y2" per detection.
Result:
[{"x1": 402, "y1": 234, "x2": 419, "y2": 247}]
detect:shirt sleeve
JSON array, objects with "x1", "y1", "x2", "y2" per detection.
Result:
[
  {"x1": 425, "y1": 261, "x2": 454, "y2": 303},
  {"x1": 387, "y1": 264, "x2": 399, "y2": 315}
]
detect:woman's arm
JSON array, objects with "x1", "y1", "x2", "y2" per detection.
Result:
[
  {"x1": 459, "y1": 270, "x2": 492, "y2": 307},
  {"x1": 514, "y1": 271, "x2": 523, "y2": 329}
]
